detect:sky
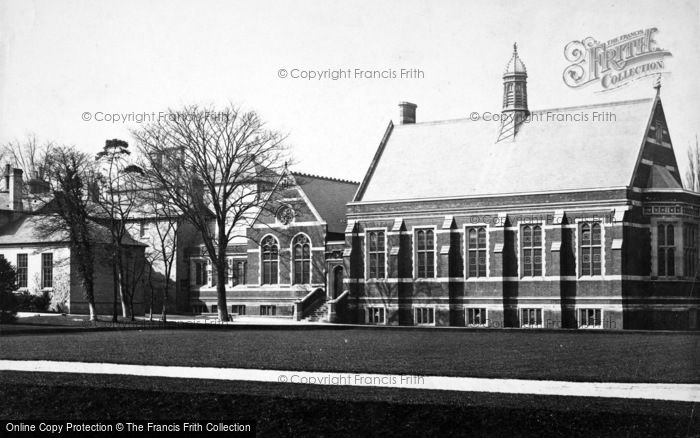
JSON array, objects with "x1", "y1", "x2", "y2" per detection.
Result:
[{"x1": 1, "y1": 0, "x2": 699, "y2": 183}]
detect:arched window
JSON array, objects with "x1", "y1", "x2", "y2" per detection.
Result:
[
  {"x1": 261, "y1": 236, "x2": 279, "y2": 284},
  {"x1": 521, "y1": 225, "x2": 542, "y2": 277},
  {"x1": 367, "y1": 230, "x2": 386, "y2": 279},
  {"x1": 580, "y1": 223, "x2": 602, "y2": 276},
  {"x1": 292, "y1": 234, "x2": 311, "y2": 284},
  {"x1": 466, "y1": 227, "x2": 487, "y2": 278},
  {"x1": 415, "y1": 229, "x2": 435, "y2": 278}
]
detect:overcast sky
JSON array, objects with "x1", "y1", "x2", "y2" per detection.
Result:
[{"x1": 1, "y1": 0, "x2": 698, "y2": 182}]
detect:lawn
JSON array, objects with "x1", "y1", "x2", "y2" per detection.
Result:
[
  {"x1": 1, "y1": 371, "x2": 697, "y2": 437},
  {"x1": 1, "y1": 325, "x2": 698, "y2": 383}
]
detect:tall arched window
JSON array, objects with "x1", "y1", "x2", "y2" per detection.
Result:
[
  {"x1": 580, "y1": 223, "x2": 602, "y2": 276},
  {"x1": 415, "y1": 229, "x2": 435, "y2": 278},
  {"x1": 467, "y1": 227, "x2": 487, "y2": 278},
  {"x1": 521, "y1": 225, "x2": 542, "y2": 277},
  {"x1": 261, "y1": 236, "x2": 279, "y2": 284},
  {"x1": 367, "y1": 230, "x2": 386, "y2": 279},
  {"x1": 293, "y1": 234, "x2": 311, "y2": 284}
]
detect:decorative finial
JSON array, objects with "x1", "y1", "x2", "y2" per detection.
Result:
[
  {"x1": 653, "y1": 74, "x2": 661, "y2": 95},
  {"x1": 513, "y1": 42, "x2": 517, "y2": 53}
]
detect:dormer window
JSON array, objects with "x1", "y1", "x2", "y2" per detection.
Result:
[{"x1": 655, "y1": 121, "x2": 663, "y2": 143}]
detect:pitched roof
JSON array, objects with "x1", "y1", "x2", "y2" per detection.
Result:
[
  {"x1": 648, "y1": 164, "x2": 682, "y2": 189},
  {"x1": 356, "y1": 97, "x2": 657, "y2": 202},
  {"x1": 292, "y1": 173, "x2": 359, "y2": 234},
  {"x1": 0, "y1": 214, "x2": 146, "y2": 246}
]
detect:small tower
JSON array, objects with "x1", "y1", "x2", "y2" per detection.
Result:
[{"x1": 497, "y1": 43, "x2": 529, "y2": 142}]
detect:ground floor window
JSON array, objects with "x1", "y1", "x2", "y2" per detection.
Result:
[
  {"x1": 415, "y1": 307, "x2": 435, "y2": 325},
  {"x1": 578, "y1": 308, "x2": 602, "y2": 328},
  {"x1": 520, "y1": 308, "x2": 542, "y2": 328},
  {"x1": 211, "y1": 305, "x2": 218, "y2": 314},
  {"x1": 194, "y1": 260, "x2": 207, "y2": 286},
  {"x1": 466, "y1": 308, "x2": 487, "y2": 327},
  {"x1": 191, "y1": 304, "x2": 207, "y2": 314},
  {"x1": 235, "y1": 261, "x2": 247, "y2": 285},
  {"x1": 41, "y1": 253, "x2": 53, "y2": 289},
  {"x1": 366, "y1": 306, "x2": 385, "y2": 324},
  {"x1": 231, "y1": 305, "x2": 246, "y2": 315},
  {"x1": 16, "y1": 253, "x2": 27, "y2": 288},
  {"x1": 260, "y1": 305, "x2": 276, "y2": 316}
]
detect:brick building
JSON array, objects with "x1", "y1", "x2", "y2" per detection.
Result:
[
  {"x1": 341, "y1": 45, "x2": 700, "y2": 330},
  {"x1": 186, "y1": 172, "x2": 358, "y2": 320}
]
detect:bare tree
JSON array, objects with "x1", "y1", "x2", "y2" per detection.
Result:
[
  {"x1": 93, "y1": 139, "x2": 143, "y2": 321},
  {"x1": 39, "y1": 146, "x2": 99, "y2": 320},
  {"x1": 138, "y1": 187, "x2": 180, "y2": 323},
  {"x1": 1, "y1": 133, "x2": 54, "y2": 184},
  {"x1": 132, "y1": 104, "x2": 288, "y2": 321},
  {"x1": 685, "y1": 135, "x2": 700, "y2": 192}
]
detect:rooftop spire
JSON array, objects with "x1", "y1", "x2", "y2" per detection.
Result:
[
  {"x1": 654, "y1": 74, "x2": 661, "y2": 96},
  {"x1": 497, "y1": 43, "x2": 529, "y2": 143}
]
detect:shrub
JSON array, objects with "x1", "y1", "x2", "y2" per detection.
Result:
[
  {"x1": 0, "y1": 257, "x2": 18, "y2": 323},
  {"x1": 14, "y1": 289, "x2": 51, "y2": 312}
]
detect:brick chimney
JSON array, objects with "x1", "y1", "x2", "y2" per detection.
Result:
[
  {"x1": 398, "y1": 102, "x2": 417, "y2": 124},
  {"x1": 2, "y1": 165, "x2": 23, "y2": 211}
]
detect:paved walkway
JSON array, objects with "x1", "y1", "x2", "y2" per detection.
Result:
[{"x1": 1, "y1": 360, "x2": 698, "y2": 402}]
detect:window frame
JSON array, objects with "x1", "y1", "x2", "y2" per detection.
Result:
[
  {"x1": 577, "y1": 308, "x2": 603, "y2": 329},
  {"x1": 291, "y1": 233, "x2": 312, "y2": 285},
  {"x1": 16, "y1": 253, "x2": 28, "y2": 289},
  {"x1": 414, "y1": 306, "x2": 436, "y2": 326},
  {"x1": 657, "y1": 222, "x2": 676, "y2": 278},
  {"x1": 260, "y1": 305, "x2": 277, "y2": 316},
  {"x1": 465, "y1": 226, "x2": 488, "y2": 279},
  {"x1": 231, "y1": 304, "x2": 246, "y2": 315},
  {"x1": 41, "y1": 252, "x2": 53, "y2": 289},
  {"x1": 579, "y1": 222, "x2": 603, "y2": 277},
  {"x1": 465, "y1": 307, "x2": 488, "y2": 327},
  {"x1": 233, "y1": 259, "x2": 247, "y2": 286},
  {"x1": 519, "y1": 308, "x2": 543, "y2": 328},
  {"x1": 193, "y1": 260, "x2": 207, "y2": 286},
  {"x1": 520, "y1": 224, "x2": 544, "y2": 278},
  {"x1": 365, "y1": 228, "x2": 388, "y2": 280},
  {"x1": 260, "y1": 235, "x2": 280, "y2": 285},
  {"x1": 366, "y1": 305, "x2": 386, "y2": 325},
  {"x1": 413, "y1": 227, "x2": 436, "y2": 279}
]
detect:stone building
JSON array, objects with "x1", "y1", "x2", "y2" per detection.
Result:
[
  {"x1": 0, "y1": 166, "x2": 147, "y2": 315},
  {"x1": 341, "y1": 45, "x2": 700, "y2": 330}
]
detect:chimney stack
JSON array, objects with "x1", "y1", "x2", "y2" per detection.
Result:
[
  {"x1": 7, "y1": 167, "x2": 23, "y2": 211},
  {"x1": 398, "y1": 102, "x2": 417, "y2": 124}
]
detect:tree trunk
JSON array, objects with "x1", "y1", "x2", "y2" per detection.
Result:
[
  {"x1": 112, "y1": 262, "x2": 119, "y2": 322},
  {"x1": 161, "y1": 286, "x2": 168, "y2": 323},
  {"x1": 88, "y1": 301, "x2": 97, "y2": 322},
  {"x1": 216, "y1": 245, "x2": 229, "y2": 322},
  {"x1": 117, "y1": 256, "x2": 128, "y2": 318}
]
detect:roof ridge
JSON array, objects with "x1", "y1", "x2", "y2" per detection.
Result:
[
  {"x1": 394, "y1": 97, "x2": 656, "y2": 127},
  {"x1": 291, "y1": 171, "x2": 359, "y2": 185}
]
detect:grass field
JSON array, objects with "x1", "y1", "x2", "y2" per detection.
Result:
[
  {"x1": 1, "y1": 371, "x2": 698, "y2": 437},
  {"x1": 1, "y1": 325, "x2": 698, "y2": 383}
]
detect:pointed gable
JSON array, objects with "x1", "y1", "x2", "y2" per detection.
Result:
[
  {"x1": 630, "y1": 98, "x2": 682, "y2": 189},
  {"x1": 293, "y1": 173, "x2": 359, "y2": 234},
  {"x1": 253, "y1": 171, "x2": 358, "y2": 234}
]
